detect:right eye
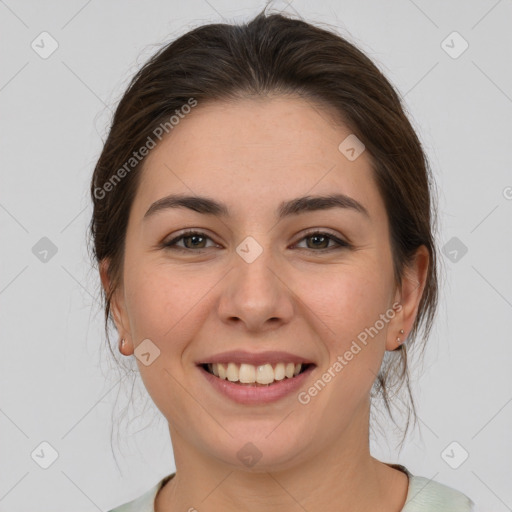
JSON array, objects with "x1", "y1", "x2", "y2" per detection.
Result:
[{"x1": 162, "y1": 230, "x2": 218, "y2": 252}]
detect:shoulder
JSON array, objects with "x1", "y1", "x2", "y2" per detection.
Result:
[
  {"x1": 107, "y1": 474, "x2": 175, "y2": 512},
  {"x1": 107, "y1": 470, "x2": 476, "y2": 512},
  {"x1": 402, "y1": 474, "x2": 476, "y2": 512}
]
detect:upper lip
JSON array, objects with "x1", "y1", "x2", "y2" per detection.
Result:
[{"x1": 196, "y1": 350, "x2": 316, "y2": 367}]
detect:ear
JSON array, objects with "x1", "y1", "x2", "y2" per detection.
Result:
[
  {"x1": 385, "y1": 245, "x2": 430, "y2": 351},
  {"x1": 99, "y1": 258, "x2": 133, "y2": 355}
]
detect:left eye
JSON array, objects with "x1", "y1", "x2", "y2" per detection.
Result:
[
  {"x1": 163, "y1": 230, "x2": 349, "y2": 252},
  {"x1": 294, "y1": 231, "x2": 349, "y2": 251}
]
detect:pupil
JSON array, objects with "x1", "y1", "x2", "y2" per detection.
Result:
[
  {"x1": 186, "y1": 235, "x2": 204, "y2": 248},
  {"x1": 310, "y1": 235, "x2": 327, "y2": 249}
]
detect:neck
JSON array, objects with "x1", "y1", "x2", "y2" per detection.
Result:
[{"x1": 155, "y1": 405, "x2": 409, "y2": 512}]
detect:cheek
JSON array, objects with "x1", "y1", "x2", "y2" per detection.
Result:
[
  {"x1": 123, "y1": 264, "x2": 205, "y2": 416},
  {"x1": 124, "y1": 268, "x2": 175, "y2": 342},
  {"x1": 298, "y1": 263, "x2": 393, "y2": 399},
  {"x1": 124, "y1": 261, "x2": 218, "y2": 355},
  {"x1": 280, "y1": 268, "x2": 391, "y2": 431},
  {"x1": 301, "y1": 263, "x2": 391, "y2": 336}
]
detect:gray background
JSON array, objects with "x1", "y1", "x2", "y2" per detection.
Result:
[{"x1": 1, "y1": 0, "x2": 511, "y2": 510}]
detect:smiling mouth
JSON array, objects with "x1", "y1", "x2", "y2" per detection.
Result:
[{"x1": 200, "y1": 362, "x2": 314, "y2": 386}]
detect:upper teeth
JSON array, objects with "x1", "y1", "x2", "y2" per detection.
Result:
[{"x1": 208, "y1": 362, "x2": 303, "y2": 384}]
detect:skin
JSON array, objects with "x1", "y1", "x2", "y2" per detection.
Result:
[{"x1": 101, "y1": 95, "x2": 429, "y2": 512}]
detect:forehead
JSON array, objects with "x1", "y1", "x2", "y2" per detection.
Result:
[{"x1": 133, "y1": 96, "x2": 384, "y2": 221}]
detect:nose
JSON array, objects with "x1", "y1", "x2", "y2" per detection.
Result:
[{"x1": 217, "y1": 246, "x2": 294, "y2": 333}]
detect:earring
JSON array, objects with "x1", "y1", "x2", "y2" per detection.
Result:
[{"x1": 396, "y1": 329, "x2": 405, "y2": 345}]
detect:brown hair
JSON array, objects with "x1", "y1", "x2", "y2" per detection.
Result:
[{"x1": 88, "y1": 8, "x2": 439, "y2": 449}]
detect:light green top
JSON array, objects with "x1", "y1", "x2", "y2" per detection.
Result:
[{"x1": 108, "y1": 465, "x2": 475, "y2": 511}]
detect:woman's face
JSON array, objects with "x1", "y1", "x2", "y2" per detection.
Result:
[{"x1": 105, "y1": 95, "x2": 423, "y2": 471}]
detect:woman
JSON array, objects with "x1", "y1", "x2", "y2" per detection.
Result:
[{"x1": 90, "y1": 8, "x2": 476, "y2": 512}]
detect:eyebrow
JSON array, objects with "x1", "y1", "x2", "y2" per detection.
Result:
[{"x1": 143, "y1": 193, "x2": 370, "y2": 221}]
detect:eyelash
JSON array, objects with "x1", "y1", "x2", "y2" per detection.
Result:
[{"x1": 162, "y1": 229, "x2": 351, "y2": 253}]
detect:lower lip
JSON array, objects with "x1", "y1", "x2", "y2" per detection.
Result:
[{"x1": 198, "y1": 365, "x2": 315, "y2": 405}]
